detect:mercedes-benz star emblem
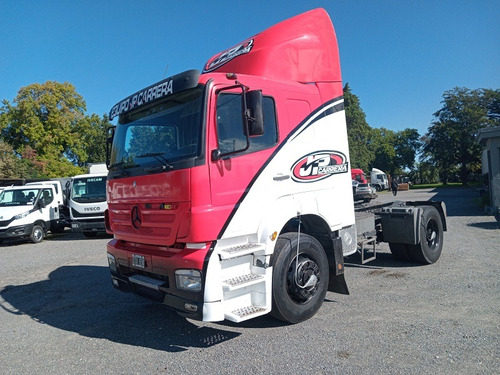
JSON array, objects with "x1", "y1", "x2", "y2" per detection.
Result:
[{"x1": 131, "y1": 206, "x2": 142, "y2": 229}]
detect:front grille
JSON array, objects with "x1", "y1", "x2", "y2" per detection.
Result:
[
  {"x1": 108, "y1": 201, "x2": 189, "y2": 246},
  {"x1": 71, "y1": 208, "x2": 104, "y2": 218},
  {"x1": 0, "y1": 219, "x2": 13, "y2": 227}
]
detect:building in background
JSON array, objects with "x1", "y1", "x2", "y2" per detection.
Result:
[{"x1": 478, "y1": 126, "x2": 500, "y2": 221}]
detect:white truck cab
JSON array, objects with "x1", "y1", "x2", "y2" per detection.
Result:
[
  {"x1": 0, "y1": 184, "x2": 66, "y2": 243},
  {"x1": 69, "y1": 171, "x2": 108, "y2": 237}
]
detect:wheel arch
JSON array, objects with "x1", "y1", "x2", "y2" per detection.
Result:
[
  {"x1": 33, "y1": 220, "x2": 47, "y2": 230},
  {"x1": 279, "y1": 213, "x2": 348, "y2": 294}
]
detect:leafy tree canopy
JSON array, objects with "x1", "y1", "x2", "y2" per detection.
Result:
[
  {"x1": 1, "y1": 81, "x2": 110, "y2": 178},
  {"x1": 423, "y1": 87, "x2": 499, "y2": 184},
  {"x1": 344, "y1": 83, "x2": 373, "y2": 171}
]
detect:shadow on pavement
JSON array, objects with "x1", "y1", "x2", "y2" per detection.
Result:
[
  {"x1": 426, "y1": 187, "x2": 485, "y2": 217},
  {"x1": 0, "y1": 265, "x2": 240, "y2": 352}
]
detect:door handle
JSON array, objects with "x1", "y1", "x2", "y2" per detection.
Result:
[{"x1": 273, "y1": 174, "x2": 290, "y2": 181}]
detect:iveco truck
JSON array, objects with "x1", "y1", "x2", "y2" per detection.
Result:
[{"x1": 69, "y1": 163, "x2": 108, "y2": 237}]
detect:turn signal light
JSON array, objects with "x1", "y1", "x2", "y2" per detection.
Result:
[{"x1": 160, "y1": 203, "x2": 178, "y2": 210}]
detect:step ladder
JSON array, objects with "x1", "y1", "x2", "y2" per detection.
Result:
[{"x1": 217, "y1": 242, "x2": 272, "y2": 322}]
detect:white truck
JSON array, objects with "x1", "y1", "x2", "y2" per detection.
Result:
[
  {"x1": 69, "y1": 163, "x2": 108, "y2": 237},
  {"x1": 0, "y1": 182, "x2": 67, "y2": 243},
  {"x1": 370, "y1": 168, "x2": 389, "y2": 191}
]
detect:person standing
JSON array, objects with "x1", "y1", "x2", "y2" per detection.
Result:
[{"x1": 391, "y1": 177, "x2": 399, "y2": 196}]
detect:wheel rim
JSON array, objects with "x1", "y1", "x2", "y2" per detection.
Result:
[
  {"x1": 426, "y1": 219, "x2": 439, "y2": 249},
  {"x1": 286, "y1": 254, "x2": 321, "y2": 303},
  {"x1": 33, "y1": 227, "x2": 43, "y2": 242}
]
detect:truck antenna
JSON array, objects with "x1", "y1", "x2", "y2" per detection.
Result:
[{"x1": 163, "y1": 64, "x2": 169, "y2": 79}]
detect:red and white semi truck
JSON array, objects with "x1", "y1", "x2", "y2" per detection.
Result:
[{"x1": 105, "y1": 8, "x2": 447, "y2": 323}]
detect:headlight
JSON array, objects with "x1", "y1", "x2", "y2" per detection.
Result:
[
  {"x1": 175, "y1": 269, "x2": 202, "y2": 292},
  {"x1": 13, "y1": 211, "x2": 31, "y2": 220},
  {"x1": 107, "y1": 253, "x2": 117, "y2": 272}
]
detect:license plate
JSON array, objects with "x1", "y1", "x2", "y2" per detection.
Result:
[{"x1": 132, "y1": 254, "x2": 145, "y2": 268}]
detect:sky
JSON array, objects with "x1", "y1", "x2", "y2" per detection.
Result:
[{"x1": 1, "y1": 0, "x2": 499, "y2": 137}]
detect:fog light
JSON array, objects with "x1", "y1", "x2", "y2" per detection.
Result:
[
  {"x1": 175, "y1": 269, "x2": 202, "y2": 292},
  {"x1": 107, "y1": 253, "x2": 117, "y2": 272},
  {"x1": 112, "y1": 278, "x2": 119, "y2": 287}
]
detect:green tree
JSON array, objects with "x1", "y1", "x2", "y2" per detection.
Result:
[
  {"x1": 344, "y1": 83, "x2": 374, "y2": 171},
  {"x1": 68, "y1": 114, "x2": 110, "y2": 167},
  {"x1": 370, "y1": 127, "x2": 397, "y2": 176},
  {"x1": 0, "y1": 140, "x2": 24, "y2": 178},
  {"x1": 423, "y1": 87, "x2": 498, "y2": 185},
  {"x1": 0, "y1": 81, "x2": 102, "y2": 177},
  {"x1": 395, "y1": 128, "x2": 422, "y2": 171}
]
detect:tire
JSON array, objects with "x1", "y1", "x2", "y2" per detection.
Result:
[
  {"x1": 30, "y1": 224, "x2": 45, "y2": 243},
  {"x1": 83, "y1": 231, "x2": 98, "y2": 238},
  {"x1": 389, "y1": 243, "x2": 411, "y2": 261},
  {"x1": 270, "y1": 232, "x2": 329, "y2": 324},
  {"x1": 408, "y1": 206, "x2": 443, "y2": 264}
]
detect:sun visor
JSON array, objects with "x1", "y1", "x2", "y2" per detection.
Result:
[{"x1": 202, "y1": 8, "x2": 341, "y2": 84}]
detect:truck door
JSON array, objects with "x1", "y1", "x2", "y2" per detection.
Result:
[
  {"x1": 40, "y1": 188, "x2": 58, "y2": 221},
  {"x1": 209, "y1": 87, "x2": 278, "y2": 221}
]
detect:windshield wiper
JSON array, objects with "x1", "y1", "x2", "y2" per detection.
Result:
[
  {"x1": 109, "y1": 161, "x2": 137, "y2": 177},
  {"x1": 136, "y1": 152, "x2": 174, "y2": 171}
]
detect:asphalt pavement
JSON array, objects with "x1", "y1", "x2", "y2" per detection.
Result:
[{"x1": 0, "y1": 187, "x2": 498, "y2": 374}]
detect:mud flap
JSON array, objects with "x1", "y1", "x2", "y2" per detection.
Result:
[{"x1": 328, "y1": 236, "x2": 349, "y2": 295}]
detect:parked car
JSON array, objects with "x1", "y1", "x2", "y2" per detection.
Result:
[{"x1": 354, "y1": 182, "x2": 377, "y2": 202}]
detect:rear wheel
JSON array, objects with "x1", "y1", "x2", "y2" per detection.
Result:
[
  {"x1": 270, "y1": 232, "x2": 329, "y2": 324},
  {"x1": 30, "y1": 224, "x2": 44, "y2": 243},
  {"x1": 409, "y1": 206, "x2": 443, "y2": 264}
]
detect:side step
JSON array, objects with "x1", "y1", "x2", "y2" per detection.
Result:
[
  {"x1": 225, "y1": 305, "x2": 268, "y2": 322},
  {"x1": 359, "y1": 236, "x2": 377, "y2": 264},
  {"x1": 219, "y1": 243, "x2": 266, "y2": 260},
  {"x1": 129, "y1": 274, "x2": 166, "y2": 290},
  {"x1": 222, "y1": 273, "x2": 265, "y2": 291}
]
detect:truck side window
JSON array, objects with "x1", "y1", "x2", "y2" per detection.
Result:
[
  {"x1": 41, "y1": 189, "x2": 54, "y2": 205},
  {"x1": 216, "y1": 93, "x2": 277, "y2": 155}
]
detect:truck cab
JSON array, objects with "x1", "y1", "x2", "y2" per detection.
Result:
[
  {"x1": 370, "y1": 168, "x2": 389, "y2": 191},
  {"x1": 69, "y1": 171, "x2": 108, "y2": 237}
]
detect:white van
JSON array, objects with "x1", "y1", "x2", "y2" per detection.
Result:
[{"x1": 0, "y1": 184, "x2": 66, "y2": 243}]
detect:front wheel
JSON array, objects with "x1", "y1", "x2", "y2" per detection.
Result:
[
  {"x1": 270, "y1": 232, "x2": 329, "y2": 324},
  {"x1": 30, "y1": 224, "x2": 45, "y2": 243}
]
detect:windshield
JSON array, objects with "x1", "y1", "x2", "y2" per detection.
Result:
[
  {"x1": 71, "y1": 177, "x2": 107, "y2": 203},
  {"x1": 0, "y1": 188, "x2": 40, "y2": 207},
  {"x1": 109, "y1": 87, "x2": 204, "y2": 173}
]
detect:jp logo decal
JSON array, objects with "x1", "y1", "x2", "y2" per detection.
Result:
[
  {"x1": 203, "y1": 39, "x2": 254, "y2": 72},
  {"x1": 291, "y1": 151, "x2": 348, "y2": 182}
]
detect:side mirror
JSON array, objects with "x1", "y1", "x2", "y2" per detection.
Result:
[
  {"x1": 211, "y1": 149, "x2": 222, "y2": 162},
  {"x1": 245, "y1": 90, "x2": 264, "y2": 136},
  {"x1": 106, "y1": 126, "x2": 116, "y2": 168},
  {"x1": 37, "y1": 199, "x2": 46, "y2": 209}
]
